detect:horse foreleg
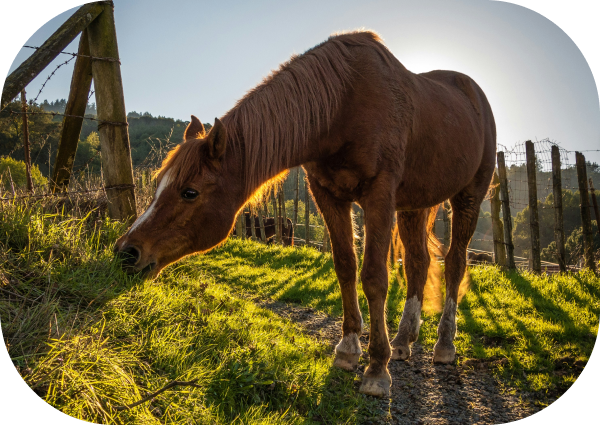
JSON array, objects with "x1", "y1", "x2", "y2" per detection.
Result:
[
  {"x1": 433, "y1": 191, "x2": 479, "y2": 363},
  {"x1": 307, "y1": 180, "x2": 363, "y2": 371},
  {"x1": 358, "y1": 186, "x2": 394, "y2": 398},
  {"x1": 390, "y1": 209, "x2": 430, "y2": 360}
]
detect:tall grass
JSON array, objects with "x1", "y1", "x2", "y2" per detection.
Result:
[{"x1": 0, "y1": 200, "x2": 378, "y2": 424}]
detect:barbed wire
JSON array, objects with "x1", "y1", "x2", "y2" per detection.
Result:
[
  {"x1": 23, "y1": 45, "x2": 121, "y2": 64},
  {"x1": 6, "y1": 109, "x2": 127, "y2": 127},
  {"x1": 0, "y1": 184, "x2": 135, "y2": 202},
  {"x1": 29, "y1": 56, "x2": 76, "y2": 106}
]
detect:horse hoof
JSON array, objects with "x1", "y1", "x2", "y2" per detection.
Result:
[
  {"x1": 433, "y1": 342, "x2": 456, "y2": 364},
  {"x1": 359, "y1": 375, "x2": 391, "y2": 398},
  {"x1": 333, "y1": 351, "x2": 361, "y2": 371},
  {"x1": 391, "y1": 345, "x2": 411, "y2": 361},
  {"x1": 334, "y1": 333, "x2": 361, "y2": 371}
]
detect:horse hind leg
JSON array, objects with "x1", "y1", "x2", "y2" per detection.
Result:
[
  {"x1": 390, "y1": 208, "x2": 430, "y2": 360},
  {"x1": 433, "y1": 189, "x2": 481, "y2": 364}
]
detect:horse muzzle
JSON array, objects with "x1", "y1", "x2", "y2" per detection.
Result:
[{"x1": 114, "y1": 243, "x2": 158, "y2": 278}]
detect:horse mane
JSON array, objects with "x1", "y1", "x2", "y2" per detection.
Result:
[
  {"x1": 157, "y1": 30, "x2": 393, "y2": 197},
  {"x1": 225, "y1": 30, "x2": 393, "y2": 196}
]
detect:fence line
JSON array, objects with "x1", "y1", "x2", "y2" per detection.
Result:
[{"x1": 2, "y1": 140, "x2": 599, "y2": 271}]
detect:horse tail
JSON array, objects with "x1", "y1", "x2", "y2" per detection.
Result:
[
  {"x1": 423, "y1": 205, "x2": 444, "y2": 314},
  {"x1": 393, "y1": 205, "x2": 445, "y2": 314}
]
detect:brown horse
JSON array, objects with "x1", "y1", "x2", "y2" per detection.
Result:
[
  {"x1": 115, "y1": 31, "x2": 496, "y2": 398},
  {"x1": 232, "y1": 212, "x2": 294, "y2": 245}
]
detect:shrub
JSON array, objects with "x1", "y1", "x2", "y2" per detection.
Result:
[{"x1": 0, "y1": 156, "x2": 48, "y2": 191}]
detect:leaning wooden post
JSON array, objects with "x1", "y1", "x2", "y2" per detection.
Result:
[
  {"x1": 304, "y1": 178, "x2": 311, "y2": 247},
  {"x1": 497, "y1": 152, "x2": 516, "y2": 270},
  {"x1": 1, "y1": 2, "x2": 104, "y2": 111},
  {"x1": 87, "y1": 2, "x2": 136, "y2": 222},
  {"x1": 551, "y1": 146, "x2": 567, "y2": 271},
  {"x1": 490, "y1": 170, "x2": 506, "y2": 267},
  {"x1": 576, "y1": 152, "x2": 596, "y2": 272},
  {"x1": 21, "y1": 90, "x2": 33, "y2": 192},
  {"x1": 525, "y1": 141, "x2": 541, "y2": 273},
  {"x1": 52, "y1": 28, "x2": 93, "y2": 192},
  {"x1": 589, "y1": 178, "x2": 600, "y2": 238}
]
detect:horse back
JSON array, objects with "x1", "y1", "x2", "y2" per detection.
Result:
[{"x1": 391, "y1": 70, "x2": 496, "y2": 209}]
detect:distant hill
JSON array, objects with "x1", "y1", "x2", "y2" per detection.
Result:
[{"x1": 0, "y1": 99, "x2": 211, "y2": 177}]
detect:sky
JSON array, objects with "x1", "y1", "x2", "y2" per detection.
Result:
[{"x1": 2, "y1": 0, "x2": 600, "y2": 166}]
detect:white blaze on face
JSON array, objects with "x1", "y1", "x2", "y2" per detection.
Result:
[{"x1": 129, "y1": 169, "x2": 173, "y2": 233}]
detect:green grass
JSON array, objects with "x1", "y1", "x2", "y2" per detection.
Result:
[
  {"x1": 2, "y1": 200, "x2": 598, "y2": 422},
  {"x1": 0, "y1": 202, "x2": 379, "y2": 424},
  {"x1": 194, "y1": 238, "x2": 600, "y2": 400}
]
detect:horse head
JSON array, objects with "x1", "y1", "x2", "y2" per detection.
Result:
[{"x1": 114, "y1": 115, "x2": 242, "y2": 278}]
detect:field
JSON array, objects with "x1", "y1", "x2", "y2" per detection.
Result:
[{"x1": 1, "y1": 199, "x2": 599, "y2": 424}]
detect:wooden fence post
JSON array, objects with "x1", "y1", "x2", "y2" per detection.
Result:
[
  {"x1": 305, "y1": 178, "x2": 311, "y2": 247},
  {"x1": 87, "y1": 2, "x2": 136, "y2": 222},
  {"x1": 551, "y1": 146, "x2": 567, "y2": 271},
  {"x1": 257, "y1": 205, "x2": 266, "y2": 242},
  {"x1": 236, "y1": 211, "x2": 244, "y2": 239},
  {"x1": 589, "y1": 178, "x2": 600, "y2": 238},
  {"x1": 271, "y1": 188, "x2": 280, "y2": 244},
  {"x1": 293, "y1": 168, "x2": 300, "y2": 235},
  {"x1": 576, "y1": 152, "x2": 596, "y2": 272},
  {"x1": 490, "y1": 170, "x2": 506, "y2": 267},
  {"x1": 279, "y1": 188, "x2": 287, "y2": 241},
  {"x1": 443, "y1": 200, "x2": 451, "y2": 248},
  {"x1": 356, "y1": 209, "x2": 365, "y2": 256},
  {"x1": 241, "y1": 209, "x2": 247, "y2": 239},
  {"x1": 322, "y1": 225, "x2": 330, "y2": 253},
  {"x1": 21, "y1": 90, "x2": 33, "y2": 192},
  {"x1": 52, "y1": 28, "x2": 93, "y2": 191},
  {"x1": 497, "y1": 152, "x2": 516, "y2": 269},
  {"x1": 525, "y1": 140, "x2": 541, "y2": 272},
  {"x1": 250, "y1": 206, "x2": 257, "y2": 241}
]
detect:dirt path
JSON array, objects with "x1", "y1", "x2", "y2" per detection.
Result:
[{"x1": 253, "y1": 298, "x2": 542, "y2": 425}]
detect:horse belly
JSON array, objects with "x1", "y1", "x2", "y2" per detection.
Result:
[{"x1": 395, "y1": 132, "x2": 485, "y2": 210}]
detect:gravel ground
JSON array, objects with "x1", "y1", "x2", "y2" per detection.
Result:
[{"x1": 253, "y1": 297, "x2": 544, "y2": 425}]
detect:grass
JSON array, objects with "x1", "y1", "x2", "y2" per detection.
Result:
[
  {"x1": 2, "y1": 196, "x2": 599, "y2": 422},
  {"x1": 193, "y1": 238, "x2": 600, "y2": 401},
  {"x1": 0, "y1": 201, "x2": 379, "y2": 424}
]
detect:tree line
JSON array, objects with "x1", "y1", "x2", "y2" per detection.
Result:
[{"x1": 0, "y1": 99, "x2": 211, "y2": 179}]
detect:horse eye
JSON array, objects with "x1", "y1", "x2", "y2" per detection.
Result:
[{"x1": 181, "y1": 188, "x2": 199, "y2": 200}]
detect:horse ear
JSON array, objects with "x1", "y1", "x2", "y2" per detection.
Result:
[
  {"x1": 207, "y1": 117, "x2": 227, "y2": 159},
  {"x1": 184, "y1": 115, "x2": 206, "y2": 140}
]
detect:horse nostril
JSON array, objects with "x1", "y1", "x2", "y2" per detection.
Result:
[{"x1": 117, "y1": 245, "x2": 141, "y2": 266}]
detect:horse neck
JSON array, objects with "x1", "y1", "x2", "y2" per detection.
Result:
[{"x1": 223, "y1": 119, "x2": 320, "y2": 202}]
